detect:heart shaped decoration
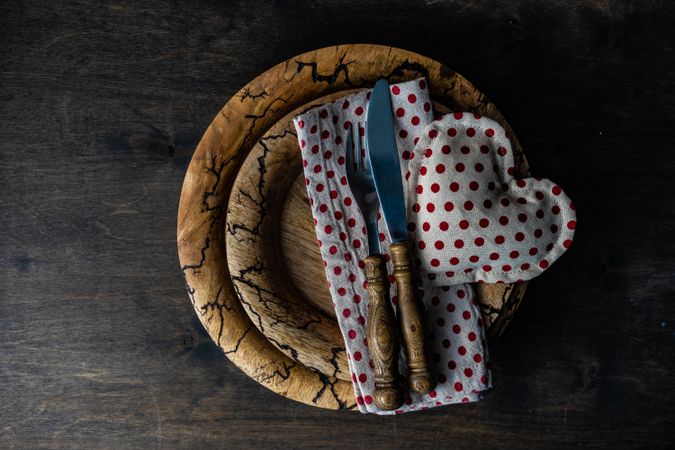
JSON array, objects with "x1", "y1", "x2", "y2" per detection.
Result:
[{"x1": 406, "y1": 113, "x2": 576, "y2": 285}]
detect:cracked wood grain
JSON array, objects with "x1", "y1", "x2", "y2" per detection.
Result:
[
  {"x1": 227, "y1": 91, "x2": 358, "y2": 380},
  {"x1": 177, "y1": 44, "x2": 529, "y2": 410},
  {"x1": 294, "y1": 53, "x2": 355, "y2": 86}
]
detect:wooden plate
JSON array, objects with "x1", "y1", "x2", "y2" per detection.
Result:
[
  {"x1": 177, "y1": 44, "x2": 530, "y2": 410},
  {"x1": 226, "y1": 91, "x2": 358, "y2": 381}
]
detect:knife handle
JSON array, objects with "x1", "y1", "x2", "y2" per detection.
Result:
[
  {"x1": 390, "y1": 241, "x2": 435, "y2": 394},
  {"x1": 364, "y1": 254, "x2": 403, "y2": 410}
]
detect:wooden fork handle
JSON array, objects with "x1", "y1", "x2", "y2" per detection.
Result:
[
  {"x1": 390, "y1": 241, "x2": 435, "y2": 394},
  {"x1": 364, "y1": 254, "x2": 402, "y2": 410}
]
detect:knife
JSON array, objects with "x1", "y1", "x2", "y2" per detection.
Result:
[{"x1": 366, "y1": 79, "x2": 435, "y2": 394}]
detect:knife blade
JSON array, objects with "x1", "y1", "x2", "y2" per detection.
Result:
[{"x1": 366, "y1": 79, "x2": 435, "y2": 394}]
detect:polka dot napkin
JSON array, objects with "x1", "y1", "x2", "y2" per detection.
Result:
[{"x1": 292, "y1": 78, "x2": 575, "y2": 414}]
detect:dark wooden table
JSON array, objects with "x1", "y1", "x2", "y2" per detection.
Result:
[{"x1": 2, "y1": 0, "x2": 674, "y2": 448}]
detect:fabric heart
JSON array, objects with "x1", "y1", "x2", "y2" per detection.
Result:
[{"x1": 406, "y1": 113, "x2": 576, "y2": 285}]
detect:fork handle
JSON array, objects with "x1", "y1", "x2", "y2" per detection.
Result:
[
  {"x1": 390, "y1": 241, "x2": 435, "y2": 394},
  {"x1": 364, "y1": 254, "x2": 402, "y2": 410}
]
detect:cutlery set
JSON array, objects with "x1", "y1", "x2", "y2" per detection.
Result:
[{"x1": 346, "y1": 79, "x2": 435, "y2": 410}]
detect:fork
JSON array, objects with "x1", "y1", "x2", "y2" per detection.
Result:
[{"x1": 345, "y1": 124, "x2": 403, "y2": 411}]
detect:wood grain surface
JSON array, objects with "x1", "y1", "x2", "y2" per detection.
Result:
[
  {"x1": 390, "y1": 241, "x2": 435, "y2": 394},
  {"x1": 2, "y1": 0, "x2": 675, "y2": 448},
  {"x1": 226, "y1": 91, "x2": 355, "y2": 381},
  {"x1": 364, "y1": 253, "x2": 403, "y2": 410}
]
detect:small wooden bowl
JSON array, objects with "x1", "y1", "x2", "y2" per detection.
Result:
[{"x1": 177, "y1": 44, "x2": 530, "y2": 410}]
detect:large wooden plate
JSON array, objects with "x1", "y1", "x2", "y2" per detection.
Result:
[{"x1": 177, "y1": 44, "x2": 530, "y2": 410}]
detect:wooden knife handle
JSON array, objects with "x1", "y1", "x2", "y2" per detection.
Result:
[
  {"x1": 364, "y1": 254, "x2": 403, "y2": 410},
  {"x1": 390, "y1": 241, "x2": 435, "y2": 394}
]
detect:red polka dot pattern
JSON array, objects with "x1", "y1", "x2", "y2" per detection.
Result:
[
  {"x1": 293, "y1": 79, "x2": 492, "y2": 414},
  {"x1": 407, "y1": 114, "x2": 576, "y2": 285}
]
